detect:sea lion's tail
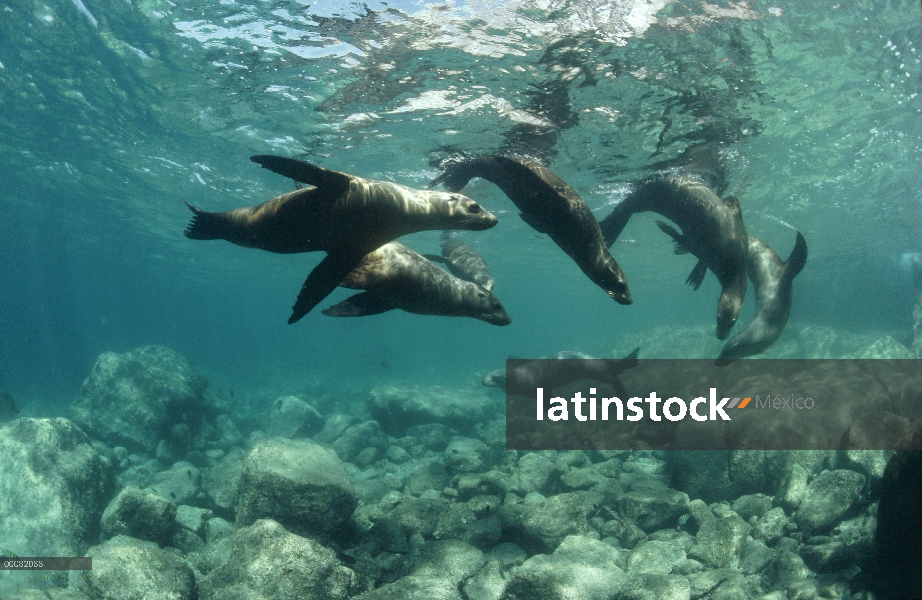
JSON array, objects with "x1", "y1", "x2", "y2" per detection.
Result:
[
  {"x1": 183, "y1": 202, "x2": 227, "y2": 240},
  {"x1": 783, "y1": 231, "x2": 808, "y2": 282}
]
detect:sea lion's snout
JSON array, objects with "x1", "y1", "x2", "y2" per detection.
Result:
[
  {"x1": 456, "y1": 196, "x2": 498, "y2": 230},
  {"x1": 609, "y1": 288, "x2": 633, "y2": 305}
]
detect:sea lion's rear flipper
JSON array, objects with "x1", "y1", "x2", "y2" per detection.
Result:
[
  {"x1": 288, "y1": 252, "x2": 366, "y2": 324},
  {"x1": 322, "y1": 292, "x2": 393, "y2": 317},
  {"x1": 519, "y1": 211, "x2": 550, "y2": 234},
  {"x1": 428, "y1": 155, "x2": 480, "y2": 192},
  {"x1": 183, "y1": 202, "x2": 223, "y2": 240},
  {"x1": 422, "y1": 254, "x2": 447, "y2": 264},
  {"x1": 251, "y1": 155, "x2": 351, "y2": 196},
  {"x1": 655, "y1": 220, "x2": 691, "y2": 255},
  {"x1": 783, "y1": 231, "x2": 808, "y2": 283},
  {"x1": 686, "y1": 260, "x2": 708, "y2": 291}
]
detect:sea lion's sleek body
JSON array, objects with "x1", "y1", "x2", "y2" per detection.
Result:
[
  {"x1": 599, "y1": 175, "x2": 748, "y2": 339},
  {"x1": 323, "y1": 242, "x2": 511, "y2": 325},
  {"x1": 184, "y1": 155, "x2": 498, "y2": 323},
  {"x1": 430, "y1": 155, "x2": 632, "y2": 305},
  {"x1": 424, "y1": 232, "x2": 495, "y2": 291},
  {"x1": 483, "y1": 348, "x2": 639, "y2": 399},
  {"x1": 719, "y1": 232, "x2": 808, "y2": 360}
]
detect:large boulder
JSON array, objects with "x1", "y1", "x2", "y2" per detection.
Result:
[
  {"x1": 235, "y1": 438, "x2": 357, "y2": 539},
  {"x1": 199, "y1": 519, "x2": 359, "y2": 600},
  {"x1": 367, "y1": 385, "x2": 496, "y2": 435},
  {"x1": 71, "y1": 345, "x2": 213, "y2": 452},
  {"x1": 100, "y1": 486, "x2": 176, "y2": 546},
  {"x1": 76, "y1": 535, "x2": 196, "y2": 600},
  {"x1": 0, "y1": 418, "x2": 115, "y2": 593}
]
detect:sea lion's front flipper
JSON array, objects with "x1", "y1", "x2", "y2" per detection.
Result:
[
  {"x1": 686, "y1": 260, "x2": 708, "y2": 290},
  {"x1": 288, "y1": 252, "x2": 366, "y2": 324},
  {"x1": 599, "y1": 209, "x2": 631, "y2": 247},
  {"x1": 428, "y1": 155, "x2": 480, "y2": 192},
  {"x1": 519, "y1": 211, "x2": 550, "y2": 234},
  {"x1": 655, "y1": 220, "x2": 690, "y2": 255},
  {"x1": 322, "y1": 292, "x2": 393, "y2": 317},
  {"x1": 251, "y1": 155, "x2": 351, "y2": 195}
]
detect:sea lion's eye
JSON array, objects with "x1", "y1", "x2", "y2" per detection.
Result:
[{"x1": 468, "y1": 202, "x2": 481, "y2": 213}]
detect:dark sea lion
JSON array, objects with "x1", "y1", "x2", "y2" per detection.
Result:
[
  {"x1": 718, "y1": 232, "x2": 808, "y2": 360},
  {"x1": 599, "y1": 175, "x2": 748, "y2": 339},
  {"x1": 430, "y1": 154, "x2": 632, "y2": 305},
  {"x1": 322, "y1": 241, "x2": 511, "y2": 325},
  {"x1": 184, "y1": 155, "x2": 498, "y2": 323},
  {"x1": 423, "y1": 231, "x2": 495, "y2": 291},
  {"x1": 485, "y1": 348, "x2": 640, "y2": 399}
]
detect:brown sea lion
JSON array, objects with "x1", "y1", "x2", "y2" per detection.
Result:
[
  {"x1": 429, "y1": 154, "x2": 632, "y2": 305},
  {"x1": 322, "y1": 242, "x2": 511, "y2": 325},
  {"x1": 718, "y1": 232, "x2": 808, "y2": 360},
  {"x1": 423, "y1": 231, "x2": 495, "y2": 291},
  {"x1": 184, "y1": 155, "x2": 498, "y2": 323},
  {"x1": 599, "y1": 175, "x2": 748, "y2": 339}
]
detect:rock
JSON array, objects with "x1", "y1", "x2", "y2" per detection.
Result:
[
  {"x1": 855, "y1": 335, "x2": 915, "y2": 358},
  {"x1": 372, "y1": 497, "x2": 451, "y2": 546},
  {"x1": 149, "y1": 461, "x2": 202, "y2": 505},
  {"x1": 100, "y1": 487, "x2": 176, "y2": 545},
  {"x1": 561, "y1": 466, "x2": 611, "y2": 491},
  {"x1": 730, "y1": 494, "x2": 773, "y2": 521},
  {"x1": 686, "y1": 569, "x2": 737, "y2": 599},
  {"x1": 0, "y1": 418, "x2": 115, "y2": 594},
  {"x1": 198, "y1": 519, "x2": 358, "y2": 600},
  {"x1": 79, "y1": 535, "x2": 196, "y2": 600},
  {"x1": 503, "y1": 493, "x2": 593, "y2": 552},
  {"x1": 313, "y1": 414, "x2": 361, "y2": 445},
  {"x1": 205, "y1": 516, "x2": 235, "y2": 544},
  {"x1": 175, "y1": 505, "x2": 213, "y2": 536},
  {"x1": 874, "y1": 450, "x2": 922, "y2": 599},
  {"x1": 203, "y1": 447, "x2": 243, "y2": 511},
  {"x1": 462, "y1": 560, "x2": 508, "y2": 600},
  {"x1": 351, "y1": 576, "x2": 462, "y2": 600},
  {"x1": 385, "y1": 445, "x2": 411, "y2": 464},
  {"x1": 775, "y1": 463, "x2": 809, "y2": 512},
  {"x1": 794, "y1": 469, "x2": 866, "y2": 535},
  {"x1": 738, "y1": 537, "x2": 775, "y2": 574},
  {"x1": 405, "y1": 539, "x2": 486, "y2": 585},
  {"x1": 617, "y1": 573, "x2": 691, "y2": 600},
  {"x1": 444, "y1": 437, "x2": 490, "y2": 473},
  {"x1": 235, "y1": 438, "x2": 357, "y2": 539},
  {"x1": 261, "y1": 396, "x2": 323, "y2": 438},
  {"x1": 626, "y1": 539, "x2": 687, "y2": 574},
  {"x1": 687, "y1": 509, "x2": 750, "y2": 569},
  {"x1": 71, "y1": 345, "x2": 211, "y2": 453},
  {"x1": 367, "y1": 385, "x2": 495, "y2": 436},
  {"x1": 456, "y1": 471, "x2": 508, "y2": 501},
  {"x1": 616, "y1": 487, "x2": 689, "y2": 533},
  {"x1": 213, "y1": 414, "x2": 243, "y2": 448},
  {"x1": 500, "y1": 535, "x2": 626, "y2": 600},
  {"x1": 331, "y1": 420, "x2": 389, "y2": 463},
  {"x1": 768, "y1": 550, "x2": 811, "y2": 589},
  {"x1": 751, "y1": 507, "x2": 787, "y2": 545},
  {"x1": 507, "y1": 452, "x2": 566, "y2": 496},
  {"x1": 171, "y1": 528, "x2": 205, "y2": 555}
]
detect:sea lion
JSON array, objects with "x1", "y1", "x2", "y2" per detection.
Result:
[
  {"x1": 718, "y1": 232, "x2": 808, "y2": 360},
  {"x1": 322, "y1": 241, "x2": 511, "y2": 325},
  {"x1": 184, "y1": 155, "x2": 498, "y2": 323},
  {"x1": 423, "y1": 231, "x2": 495, "y2": 291},
  {"x1": 599, "y1": 175, "x2": 748, "y2": 339},
  {"x1": 483, "y1": 348, "x2": 639, "y2": 399},
  {"x1": 430, "y1": 154, "x2": 632, "y2": 305}
]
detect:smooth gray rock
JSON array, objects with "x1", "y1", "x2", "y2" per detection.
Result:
[
  {"x1": 626, "y1": 539, "x2": 687, "y2": 574},
  {"x1": 198, "y1": 519, "x2": 358, "y2": 600},
  {"x1": 235, "y1": 438, "x2": 357, "y2": 539},
  {"x1": 149, "y1": 461, "x2": 202, "y2": 505},
  {"x1": 687, "y1": 510, "x2": 750, "y2": 569},
  {"x1": 175, "y1": 505, "x2": 213, "y2": 536},
  {"x1": 71, "y1": 345, "x2": 210, "y2": 452},
  {"x1": 261, "y1": 395, "x2": 323, "y2": 439},
  {"x1": 775, "y1": 463, "x2": 810, "y2": 512},
  {"x1": 794, "y1": 469, "x2": 866, "y2": 535},
  {"x1": 730, "y1": 494, "x2": 773, "y2": 521},
  {"x1": 100, "y1": 486, "x2": 176, "y2": 546},
  {"x1": 507, "y1": 452, "x2": 566, "y2": 496},
  {"x1": 616, "y1": 487, "x2": 689, "y2": 533},
  {"x1": 332, "y1": 420, "x2": 389, "y2": 463},
  {"x1": 444, "y1": 436, "x2": 490, "y2": 474},
  {"x1": 202, "y1": 447, "x2": 243, "y2": 510},
  {"x1": 367, "y1": 385, "x2": 495, "y2": 435},
  {"x1": 0, "y1": 418, "x2": 115, "y2": 594},
  {"x1": 751, "y1": 507, "x2": 787, "y2": 545},
  {"x1": 78, "y1": 535, "x2": 196, "y2": 600},
  {"x1": 738, "y1": 537, "x2": 775, "y2": 574},
  {"x1": 500, "y1": 535, "x2": 626, "y2": 600}
]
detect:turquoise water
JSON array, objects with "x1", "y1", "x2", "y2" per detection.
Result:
[{"x1": 1, "y1": 0, "x2": 920, "y2": 403}]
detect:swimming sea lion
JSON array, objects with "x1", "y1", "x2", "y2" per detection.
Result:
[
  {"x1": 184, "y1": 155, "x2": 498, "y2": 323},
  {"x1": 484, "y1": 348, "x2": 640, "y2": 399},
  {"x1": 430, "y1": 154, "x2": 632, "y2": 305},
  {"x1": 423, "y1": 231, "x2": 495, "y2": 291},
  {"x1": 322, "y1": 241, "x2": 511, "y2": 325},
  {"x1": 718, "y1": 232, "x2": 808, "y2": 360},
  {"x1": 599, "y1": 175, "x2": 747, "y2": 339}
]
